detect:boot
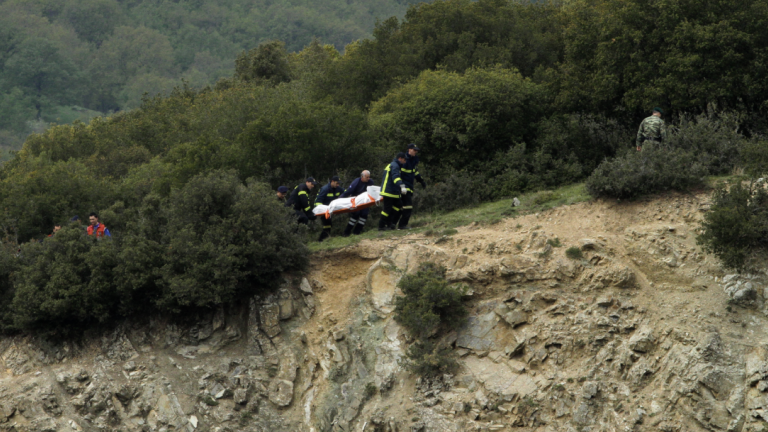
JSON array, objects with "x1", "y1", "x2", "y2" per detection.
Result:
[
  {"x1": 318, "y1": 230, "x2": 330, "y2": 242},
  {"x1": 398, "y1": 209, "x2": 413, "y2": 229},
  {"x1": 353, "y1": 217, "x2": 367, "y2": 235},
  {"x1": 378, "y1": 214, "x2": 389, "y2": 231},
  {"x1": 342, "y1": 219, "x2": 356, "y2": 237}
]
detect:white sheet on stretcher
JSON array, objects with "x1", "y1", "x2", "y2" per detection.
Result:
[
  {"x1": 313, "y1": 204, "x2": 329, "y2": 216},
  {"x1": 312, "y1": 186, "x2": 382, "y2": 216}
]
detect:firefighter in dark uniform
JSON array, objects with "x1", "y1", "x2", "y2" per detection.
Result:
[
  {"x1": 394, "y1": 143, "x2": 426, "y2": 230},
  {"x1": 378, "y1": 153, "x2": 407, "y2": 231},
  {"x1": 276, "y1": 186, "x2": 289, "y2": 204},
  {"x1": 340, "y1": 170, "x2": 374, "y2": 236},
  {"x1": 287, "y1": 177, "x2": 318, "y2": 224},
  {"x1": 315, "y1": 176, "x2": 344, "y2": 242}
]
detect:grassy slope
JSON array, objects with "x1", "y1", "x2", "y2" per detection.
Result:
[{"x1": 308, "y1": 183, "x2": 591, "y2": 252}]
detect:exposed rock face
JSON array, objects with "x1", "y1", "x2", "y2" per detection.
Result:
[
  {"x1": 1, "y1": 193, "x2": 766, "y2": 432},
  {"x1": 269, "y1": 379, "x2": 295, "y2": 407},
  {"x1": 628, "y1": 325, "x2": 655, "y2": 353},
  {"x1": 720, "y1": 274, "x2": 763, "y2": 308},
  {"x1": 463, "y1": 356, "x2": 537, "y2": 401},
  {"x1": 260, "y1": 303, "x2": 282, "y2": 338}
]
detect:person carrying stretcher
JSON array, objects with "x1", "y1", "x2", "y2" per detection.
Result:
[
  {"x1": 287, "y1": 177, "x2": 318, "y2": 225},
  {"x1": 315, "y1": 176, "x2": 344, "y2": 242},
  {"x1": 340, "y1": 170, "x2": 375, "y2": 236},
  {"x1": 393, "y1": 143, "x2": 426, "y2": 230},
  {"x1": 378, "y1": 153, "x2": 407, "y2": 231}
]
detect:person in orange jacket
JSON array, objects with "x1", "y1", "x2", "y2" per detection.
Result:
[{"x1": 87, "y1": 212, "x2": 111, "y2": 238}]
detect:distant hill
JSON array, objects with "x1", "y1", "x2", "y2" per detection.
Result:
[{"x1": 0, "y1": 0, "x2": 426, "y2": 154}]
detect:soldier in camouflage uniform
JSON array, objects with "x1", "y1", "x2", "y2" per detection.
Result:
[{"x1": 635, "y1": 107, "x2": 667, "y2": 151}]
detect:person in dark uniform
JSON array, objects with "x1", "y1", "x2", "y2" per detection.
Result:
[
  {"x1": 378, "y1": 153, "x2": 407, "y2": 231},
  {"x1": 276, "y1": 185, "x2": 289, "y2": 204},
  {"x1": 315, "y1": 176, "x2": 344, "y2": 242},
  {"x1": 287, "y1": 177, "x2": 318, "y2": 224},
  {"x1": 394, "y1": 143, "x2": 426, "y2": 230},
  {"x1": 340, "y1": 170, "x2": 374, "y2": 236}
]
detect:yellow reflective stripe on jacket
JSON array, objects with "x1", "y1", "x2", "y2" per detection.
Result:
[
  {"x1": 304, "y1": 206, "x2": 311, "y2": 211},
  {"x1": 382, "y1": 164, "x2": 392, "y2": 191},
  {"x1": 298, "y1": 191, "x2": 308, "y2": 196},
  {"x1": 381, "y1": 163, "x2": 403, "y2": 198},
  {"x1": 401, "y1": 168, "x2": 413, "y2": 173},
  {"x1": 384, "y1": 165, "x2": 403, "y2": 184}
]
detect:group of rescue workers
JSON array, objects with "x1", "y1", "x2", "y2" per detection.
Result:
[
  {"x1": 278, "y1": 143, "x2": 426, "y2": 242},
  {"x1": 276, "y1": 107, "x2": 666, "y2": 243},
  {"x1": 42, "y1": 109, "x2": 665, "y2": 244}
]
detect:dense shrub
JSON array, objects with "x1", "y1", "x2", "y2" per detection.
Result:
[
  {"x1": 419, "y1": 149, "x2": 580, "y2": 202},
  {"x1": 370, "y1": 67, "x2": 548, "y2": 173},
  {"x1": 558, "y1": 0, "x2": 768, "y2": 114},
  {"x1": 0, "y1": 158, "x2": 115, "y2": 243},
  {"x1": 394, "y1": 262, "x2": 467, "y2": 377},
  {"x1": 565, "y1": 246, "x2": 583, "y2": 260},
  {"x1": 320, "y1": 0, "x2": 563, "y2": 108},
  {"x1": 697, "y1": 182, "x2": 768, "y2": 270},
  {"x1": 740, "y1": 140, "x2": 768, "y2": 178},
  {"x1": 483, "y1": 143, "x2": 583, "y2": 196},
  {"x1": 666, "y1": 111, "x2": 746, "y2": 175},
  {"x1": 411, "y1": 114, "x2": 632, "y2": 202},
  {"x1": 155, "y1": 171, "x2": 308, "y2": 311},
  {"x1": 394, "y1": 263, "x2": 467, "y2": 338},
  {"x1": 0, "y1": 244, "x2": 19, "y2": 332},
  {"x1": 412, "y1": 173, "x2": 482, "y2": 213},
  {"x1": 11, "y1": 226, "x2": 123, "y2": 334},
  {"x1": 586, "y1": 111, "x2": 748, "y2": 199},
  {"x1": 7, "y1": 170, "x2": 308, "y2": 334},
  {"x1": 534, "y1": 114, "x2": 632, "y2": 177},
  {"x1": 404, "y1": 340, "x2": 461, "y2": 378},
  {"x1": 586, "y1": 143, "x2": 707, "y2": 199}
]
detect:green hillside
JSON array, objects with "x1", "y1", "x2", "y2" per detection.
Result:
[{"x1": 0, "y1": 0, "x2": 425, "y2": 154}]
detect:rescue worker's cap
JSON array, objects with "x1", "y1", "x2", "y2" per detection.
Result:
[
  {"x1": 70, "y1": 215, "x2": 79, "y2": 222},
  {"x1": 653, "y1": 107, "x2": 664, "y2": 114},
  {"x1": 396, "y1": 152, "x2": 407, "y2": 160},
  {"x1": 330, "y1": 175, "x2": 340, "y2": 182},
  {"x1": 277, "y1": 186, "x2": 289, "y2": 193},
  {"x1": 306, "y1": 177, "x2": 318, "y2": 185},
  {"x1": 408, "y1": 143, "x2": 420, "y2": 151}
]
